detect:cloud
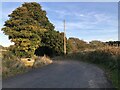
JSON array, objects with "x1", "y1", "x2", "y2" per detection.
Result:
[
  {"x1": 48, "y1": 8, "x2": 117, "y2": 26},
  {"x1": 52, "y1": 10, "x2": 117, "y2": 42},
  {"x1": 53, "y1": 12, "x2": 117, "y2": 32},
  {"x1": 0, "y1": 2, "x2": 118, "y2": 46}
]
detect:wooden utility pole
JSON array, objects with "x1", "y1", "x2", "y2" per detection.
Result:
[{"x1": 64, "y1": 20, "x2": 66, "y2": 55}]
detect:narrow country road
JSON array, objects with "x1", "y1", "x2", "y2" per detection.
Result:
[{"x1": 3, "y1": 60, "x2": 113, "y2": 88}]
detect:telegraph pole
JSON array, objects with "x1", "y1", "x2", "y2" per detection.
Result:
[{"x1": 64, "y1": 20, "x2": 66, "y2": 55}]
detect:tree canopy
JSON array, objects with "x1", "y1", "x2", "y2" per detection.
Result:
[
  {"x1": 35, "y1": 31, "x2": 64, "y2": 56},
  {"x1": 2, "y1": 2, "x2": 55, "y2": 57},
  {"x1": 2, "y1": 2, "x2": 66, "y2": 57}
]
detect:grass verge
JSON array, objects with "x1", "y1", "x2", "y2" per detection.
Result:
[
  {"x1": 55, "y1": 47, "x2": 119, "y2": 89},
  {"x1": 2, "y1": 51, "x2": 52, "y2": 79}
]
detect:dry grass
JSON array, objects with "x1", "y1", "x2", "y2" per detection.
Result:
[
  {"x1": 33, "y1": 55, "x2": 52, "y2": 68},
  {"x1": 2, "y1": 51, "x2": 53, "y2": 79},
  {"x1": 58, "y1": 46, "x2": 119, "y2": 89}
]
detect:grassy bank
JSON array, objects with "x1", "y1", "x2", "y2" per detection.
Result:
[
  {"x1": 2, "y1": 50, "x2": 52, "y2": 79},
  {"x1": 55, "y1": 46, "x2": 119, "y2": 89}
]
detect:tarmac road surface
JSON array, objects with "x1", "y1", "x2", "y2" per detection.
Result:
[{"x1": 2, "y1": 60, "x2": 113, "y2": 88}]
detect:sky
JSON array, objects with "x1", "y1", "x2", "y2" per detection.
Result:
[{"x1": 0, "y1": 2, "x2": 118, "y2": 47}]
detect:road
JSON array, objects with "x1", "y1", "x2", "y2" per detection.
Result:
[{"x1": 3, "y1": 60, "x2": 113, "y2": 88}]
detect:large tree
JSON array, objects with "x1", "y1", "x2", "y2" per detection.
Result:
[
  {"x1": 35, "y1": 31, "x2": 64, "y2": 56},
  {"x1": 2, "y1": 2, "x2": 55, "y2": 57},
  {"x1": 35, "y1": 31, "x2": 71, "y2": 56},
  {"x1": 2, "y1": 2, "x2": 68, "y2": 57}
]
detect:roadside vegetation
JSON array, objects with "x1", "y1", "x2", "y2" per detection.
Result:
[
  {"x1": 2, "y1": 49, "x2": 52, "y2": 79},
  {"x1": 1, "y1": 2, "x2": 58, "y2": 79},
  {"x1": 1, "y1": 3, "x2": 69, "y2": 79},
  {"x1": 55, "y1": 46, "x2": 119, "y2": 89},
  {"x1": 1, "y1": 2, "x2": 119, "y2": 89}
]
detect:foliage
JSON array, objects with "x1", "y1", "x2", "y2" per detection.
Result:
[
  {"x1": 85, "y1": 50, "x2": 117, "y2": 70},
  {"x1": 61, "y1": 46, "x2": 119, "y2": 89},
  {"x1": 68, "y1": 37, "x2": 89, "y2": 53},
  {"x1": 2, "y1": 50, "x2": 53, "y2": 79},
  {"x1": 2, "y1": 2, "x2": 68, "y2": 57},
  {"x1": 106, "y1": 41, "x2": 120, "y2": 47},
  {"x1": 64, "y1": 46, "x2": 119, "y2": 70},
  {"x1": 2, "y1": 50, "x2": 27, "y2": 78},
  {"x1": 2, "y1": 2, "x2": 55, "y2": 58},
  {"x1": 35, "y1": 31, "x2": 68, "y2": 56},
  {"x1": 89, "y1": 40, "x2": 106, "y2": 49},
  {"x1": 33, "y1": 55, "x2": 52, "y2": 68}
]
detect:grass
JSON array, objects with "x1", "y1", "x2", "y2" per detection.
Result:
[
  {"x1": 55, "y1": 46, "x2": 119, "y2": 89},
  {"x1": 2, "y1": 46, "x2": 119, "y2": 89},
  {"x1": 2, "y1": 50, "x2": 52, "y2": 79}
]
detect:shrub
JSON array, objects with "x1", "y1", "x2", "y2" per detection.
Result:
[
  {"x1": 85, "y1": 50, "x2": 117, "y2": 70},
  {"x1": 2, "y1": 49, "x2": 53, "y2": 79},
  {"x1": 33, "y1": 55, "x2": 52, "y2": 68},
  {"x1": 2, "y1": 51, "x2": 27, "y2": 78},
  {"x1": 65, "y1": 46, "x2": 119, "y2": 89}
]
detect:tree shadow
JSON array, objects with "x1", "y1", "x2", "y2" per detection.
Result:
[{"x1": 34, "y1": 46, "x2": 55, "y2": 57}]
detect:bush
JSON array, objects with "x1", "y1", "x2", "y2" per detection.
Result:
[
  {"x1": 64, "y1": 46, "x2": 119, "y2": 89},
  {"x1": 33, "y1": 55, "x2": 52, "y2": 68},
  {"x1": 2, "y1": 51, "x2": 53, "y2": 79},
  {"x1": 2, "y1": 51, "x2": 27, "y2": 78},
  {"x1": 85, "y1": 50, "x2": 117, "y2": 70}
]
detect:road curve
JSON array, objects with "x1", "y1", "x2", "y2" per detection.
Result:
[{"x1": 3, "y1": 60, "x2": 113, "y2": 88}]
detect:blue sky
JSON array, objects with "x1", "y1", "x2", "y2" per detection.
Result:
[{"x1": 0, "y1": 2, "x2": 118, "y2": 47}]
